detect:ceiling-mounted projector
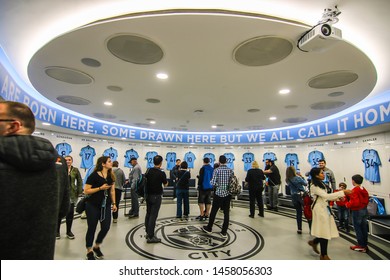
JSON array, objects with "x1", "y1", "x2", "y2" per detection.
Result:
[{"x1": 298, "y1": 24, "x2": 342, "y2": 52}]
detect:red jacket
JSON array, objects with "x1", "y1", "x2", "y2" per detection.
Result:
[
  {"x1": 345, "y1": 186, "x2": 369, "y2": 211},
  {"x1": 335, "y1": 189, "x2": 348, "y2": 207}
]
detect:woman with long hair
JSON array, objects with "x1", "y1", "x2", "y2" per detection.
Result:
[
  {"x1": 285, "y1": 166, "x2": 307, "y2": 234},
  {"x1": 245, "y1": 161, "x2": 266, "y2": 218},
  {"x1": 307, "y1": 167, "x2": 351, "y2": 260},
  {"x1": 83, "y1": 156, "x2": 117, "y2": 260}
]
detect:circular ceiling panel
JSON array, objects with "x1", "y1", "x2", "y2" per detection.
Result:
[
  {"x1": 308, "y1": 71, "x2": 358, "y2": 89},
  {"x1": 234, "y1": 36, "x2": 293, "y2": 66},
  {"x1": 283, "y1": 117, "x2": 308, "y2": 123},
  {"x1": 45, "y1": 67, "x2": 93, "y2": 84},
  {"x1": 310, "y1": 101, "x2": 346, "y2": 110},
  {"x1": 107, "y1": 34, "x2": 163, "y2": 64},
  {"x1": 57, "y1": 95, "x2": 91, "y2": 105}
]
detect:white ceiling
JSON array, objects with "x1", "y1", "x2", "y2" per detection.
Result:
[{"x1": 0, "y1": 0, "x2": 389, "y2": 137}]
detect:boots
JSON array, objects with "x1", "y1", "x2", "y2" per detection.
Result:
[{"x1": 320, "y1": 255, "x2": 331, "y2": 260}]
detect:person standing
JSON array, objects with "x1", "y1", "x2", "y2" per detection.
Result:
[
  {"x1": 202, "y1": 155, "x2": 233, "y2": 239},
  {"x1": 144, "y1": 155, "x2": 168, "y2": 243},
  {"x1": 196, "y1": 157, "x2": 214, "y2": 221},
  {"x1": 170, "y1": 159, "x2": 181, "y2": 200},
  {"x1": 112, "y1": 160, "x2": 126, "y2": 223},
  {"x1": 307, "y1": 167, "x2": 351, "y2": 260},
  {"x1": 318, "y1": 159, "x2": 336, "y2": 191},
  {"x1": 0, "y1": 101, "x2": 69, "y2": 259},
  {"x1": 57, "y1": 155, "x2": 83, "y2": 239},
  {"x1": 245, "y1": 161, "x2": 266, "y2": 218},
  {"x1": 176, "y1": 161, "x2": 191, "y2": 218},
  {"x1": 263, "y1": 159, "x2": 281, "y2": 211},
  {"x1": 335, "y1": 182, "x2": 350, "y2": 232},
  {"x1": 285, "y1": 166, "x2": 308, "y2": 234},
  {"x1": 346, "y1": 174, "x2": 369, "y2": 253},
  {"x1": 128, "y1": 157, "x2": 142, "y2": 218},
  {"x1": 84, "y1": 156, "x2": 117, "y2": 260}
]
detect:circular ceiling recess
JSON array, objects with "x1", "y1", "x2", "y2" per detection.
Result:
[
  {"x1": 93, "y1": 112, "x2": 117, "y2": 119},
  {"x1": 308, "y1": 71, "x2": 358, "y2": 89},
  {"x1": 45, "y1": 67, "x2": 94, "y2": 84},
  {"x1": 328, "y1": 91, "x2": 344, "y2": 97},
  {"x1": 233, "y1": 36, "x2": 293, "y2": 66},
  {"x1": 283, "y1": 117, "x2": 308, "y2": 123},
  {"x1": 310, "y1": 101, "x2": 346, "y2": 110},
  {"x1": 107, "y1": 85, "x2": 123, "y2": 92},
  {"x1": 81, "y1": 57, "x2": 101, "y2": 67},
  {"x1": 107, "y1": 34, "x2": 163, "y2": 64},
  {"x1": 57, "y1": 95, "x2": 91, "y2": 105},
  {"x1": 146, "y1": 98, "x2": 160, "y2": 103}
]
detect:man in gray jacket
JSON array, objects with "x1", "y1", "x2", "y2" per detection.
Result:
[
  {"x1": 128, "y1": 157, "x2": 142, "y2": 218},
  {"x1": 0, "y1": 101, "x2": 69, "y2": 259}
]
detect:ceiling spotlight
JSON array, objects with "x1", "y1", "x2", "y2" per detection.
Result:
[
  {"x1": 42, "y1": 122, "x2": 51, "y2": 126},
  {"x1": 156, "y1": 73, "x2": 168, "y2": 80},
  {"x1": 211, "y1": 125, "x2": 217, "y2": 129},
  {"x1": 104, "y1": 101, "x2": 112, "y2": 106},
  {"x1": 150, "y1": 120, "x2": 156, "y2": 124},
  {"x1": 279, "y1": 89, "x2": 290, "y2": 94},
  {"x1": 269, "y1": 116, "x2": 277, "y2": 120}
]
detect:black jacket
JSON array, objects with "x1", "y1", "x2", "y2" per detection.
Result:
[{"x1": 0, "y1": 135, "x2": 69, "y2": 260}]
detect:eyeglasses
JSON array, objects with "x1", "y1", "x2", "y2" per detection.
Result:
[{"x1": 0, "y1": 119, "x2": 16, "y2": 122}]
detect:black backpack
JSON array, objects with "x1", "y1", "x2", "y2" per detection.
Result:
[{"x1": 135, "y1": 169, "x2": 149, "y2": 197}]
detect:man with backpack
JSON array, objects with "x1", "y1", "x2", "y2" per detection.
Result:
[
  {"x1": 196, "y1": 157, "x2": 214, "y2": 221},
  {"x1": 202, "y1": 155, "x2": 233, "y2": 239},
  {"x1": 128, "y1": 157, "x2": 142, "y2": 218},
  {"x1": 263, "y1": 159, "x2": 281, "y2": 211},
  {"x1": 345, "y1": 174, "x2": 369, "y2": 253}
]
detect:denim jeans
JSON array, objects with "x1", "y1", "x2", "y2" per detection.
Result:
[
  {"x1": 291, "y1": 193, "x2": 303, "y2": 231},
  {"x1": 176, "y1": 189, "x2": 189, "y2": 217},
  {"x1": 337, "y1": 205, "x2": 349, "y2": 229},
  {"x1": 145, "y1": 194, "x2": 162, "y2": 238},
  {"x1": 129, "y1": 186, "x2": 139, "y2": 216},
  {"x1": 352, "y1": 208, "x2": 368, "y2": 247},
  {"x1": 269, "y1": 184, "x2": 280, "y2": 209},
  {"x1": 112, "y1": 189, "x2": 122, "y2": 220}
]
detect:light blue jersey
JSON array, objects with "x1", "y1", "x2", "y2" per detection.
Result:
[
  {"x1": 308, "y1": 150, "x2": 324, "y2": 167},
  {"x1": 145, "y1": 151, "x2": 158, "y2": 168},
  {"x1": 124, "y1": 149, "x2": 139, "y2": 168},
  {"x1": 242, "y1": 152, "x2": 255, "y2": 171},
  {"x1": 166, "y1": 152, "x2": 177, "y2": 170},
  {"x1": 79, "y1": 145, "x2": 96, "y2": 169},
  {"x1": 103, "y1": 147, "x2": 118, "y2": 161},
  {"x1": 263, "y1": 152, "x2": 277, "y2": 168},
  {"x1": 362, "y1": 149, "x2": 381, "y2": 183},
  {"x1": 55, "y1": 142, "x2": 72, "y2": 157},
  {"x1": 203, "y1": 153, "x2": 216, "y2": 166},
  {"x1": 83, "y1": 165, "x2": 95, "y2": 186},
  {"x1": 224, "y1": 152, "x2": 235, "y2": 170},
  {"x1": 285, "y1": 153, "x2": 299, "y2": 170},
  {"x1": 184, "y1": 151, "x2": 196, "y2": 168}
]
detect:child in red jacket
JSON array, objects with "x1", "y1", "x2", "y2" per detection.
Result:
[
  {"x1": 345, "y1": 174, "x2": 369, "y2": 253},
  {"x1": 335, "y1": 182, "x2": 350, "y2": 232}
]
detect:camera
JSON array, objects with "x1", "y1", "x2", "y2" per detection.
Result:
[{"x1": 320, "y1": 24, "x2": 332, "y2": 36}]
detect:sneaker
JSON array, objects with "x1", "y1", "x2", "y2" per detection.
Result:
[
  {"x1": 56, "y1": 233, "x2": 60, "y2": 240},
  {"x1": 66, "y1": 232, "x2": 75, "y2": 239},
  {"x1": 195, "y1": 215, "x2": 202, "y2": 220},
  {"x1": 86, "y1": 251, "x2": 96, "y2": 260},
  {"x1": 128, "y1": 214, "x2": 139, "y2": 219},
  {"x1": 113, "y1": 219, "x2": 117, "y2": 223},
  {"x1": 297, "y1": 230, "x2": 302, "y2": 234},
  {"x1": 258, "y1": 213, "x2": 264, "y2": 217},
  {"x1": 249, "y1": 214, "x2": 254, "y2": 218},
  {"x1": 201, "y1": 226, "x2": 212, "y2": 234},
  {"x1": 183, "y1": 215, "x2": 189, "y2": 219},
  {"x1": 203, "y1": 215, "x2": 209, "y2": 220},
  {"x1": 220, "y1": 232, "x2": 228, "y2": 239},
  {"x1": 147, "y1": 236, "x2": 161, "y2": 243},
  {"x1": 93, "y1": 247, "x2": 104, "y2": 259},
  {"x1": 350, "y1": 245, "x2": 367, "y2": 253}
]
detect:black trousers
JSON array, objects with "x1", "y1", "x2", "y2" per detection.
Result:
[
  {"x1": 206, "y1": 194, "x2": 231, "y2": 234},
  {"x1": 145, "y1": 194, "x2": 162, "y2": 238},
  {"x1": 57, "y1": 202, "x2": 75, "y2": 234},
  {"x1": 249, "y1": 186, "x2": 264, "y2": 216}
]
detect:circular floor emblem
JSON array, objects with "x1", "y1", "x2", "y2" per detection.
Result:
[{"x1": 126, "y1": 216, "x2": 264, "y2": 260}]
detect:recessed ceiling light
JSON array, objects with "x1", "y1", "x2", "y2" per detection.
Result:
[
  {"x1": 211, "y1": 125, "x2": 217, "y2": 128},
  {"x1": 150, "y1": 120, "x2": 156, "y2": 124},
  {"x1": 104, "y1": 101, "x2": 112, "y2": 106},
  {"x1": 42, "y1": 122, "x2": 50, "y2": 126},
  {"x1": 156, "y1": 73, "x2": 168, "y2": 80},
  {"x1": 337, "y1": 133, "x2": 346, "y2": 136},
  {"x1": 269, "y1": 116, "x2": 277, "y2": 120},
  {"x1": 279, "y1": 89, "x2": 290, "y2": 94}
]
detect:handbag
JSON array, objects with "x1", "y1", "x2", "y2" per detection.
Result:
[{"x1": 76, "y1": 196, "x2": 89, "y2": 214}]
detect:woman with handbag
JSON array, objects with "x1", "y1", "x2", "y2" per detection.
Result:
[
  {"x1": 175, "y1": 161, "x2": 191, "y2": 218},
  {"x1": 83, "y1": 156, "x2": 117, "y2": 260},
  {"x1": 245, "y1": 161, "x2": 266, "y2": 218},
  {"x1": 308, "y1": 167, "x2": 351, "y2": 260},
  {"x1": 285, "y1": 166, "x2": 307, "y2": 234}
]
